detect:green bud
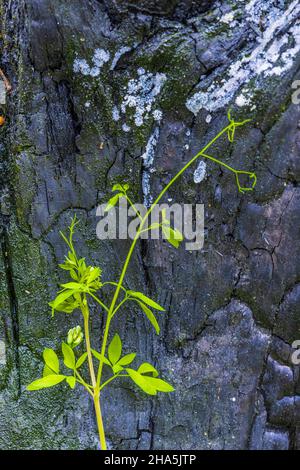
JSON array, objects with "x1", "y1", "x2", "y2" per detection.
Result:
[{"x1": 67, "y1": 326, "x2": 83, "y2": 348}]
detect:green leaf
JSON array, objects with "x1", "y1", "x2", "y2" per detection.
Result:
[
  {"x1": 137, "y1": 301, "x2": 160, "y2": 334},
  {"x1": 60, "y1": 230, "x2": 71, "y2": 248},
  {"x1": 60, "y1": 282, "x2": 86, "y2": 291},
  {"x1": 138, "y1": 362, "x2": 158, "y2": 377},
  {"x1": 126, "y1": 368, "x2": 174, "y2": 395},
  {"x1": 145, "y1": 376, "x2": 175, "y2": 393},
  {"x1": 70, "y1": 269, "x2": 79, "y2": 281},
  {"x1": 108, "y1": 334, "x2": 122, "y2": 365},
  {"x1": 49, "y1": 289, "x2": 76, "y2": 316},
  {"x1": 27, "y1": 375, "x2": 65, "y2": 391},
  {"x1": 53, "y1": 296, "x2": 80, "y2": 314},
  {"x1": 162, "y1": 226, "x2": 183, "y2": 249},
  {"x1": 118, "y1": 353, "x2": 136, "y2": 366},
  {"x1": 76, "y1": 352, "x2": 88, "y2": 369},
  {"x1": 66, "y1": 376, "x2": 76, "y2": 389},
  {"x1": 91, "y1": 349, "x2": 111, "y2": 365},
  {"x1": 86, "y1": 267, "x2": 101, "y2": 284},
  {"x1": 128, "y1": 291, "x2": 165, "y2": 311},
  {"x1": 43, "y1": 349, "x2": 59, "y2": 374},
  {"x1": 62, "y1": 342, "x2": 76, "y2": 369},
  {"x1": 105, "y1": 193, "x2": 121, "y2": 212},
  {"x1": 112, "y1": 364, "x2": 124, "y2": 374},
  {"x1": 42, "y1": 365, "x2": 53, "y2": 377},
  {"x1": 126, "y1": 368, "x2": 157, "y2": 395}
]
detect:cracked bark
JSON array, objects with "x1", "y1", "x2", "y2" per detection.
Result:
[{"x1": 0, "y1": 0, "x2": 299, "y2": 450}]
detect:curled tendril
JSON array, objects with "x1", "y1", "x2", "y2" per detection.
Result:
[
  {"x1": 235, "y1": 171, "x2": 257, "y2": 193},
  {"x1": 227, "y1": 109, "x2": 251, "y2": 143}
]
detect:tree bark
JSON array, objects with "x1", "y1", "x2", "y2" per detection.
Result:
[{"x1": 0, "y1": 0, "x2": 300, "y2": 449}]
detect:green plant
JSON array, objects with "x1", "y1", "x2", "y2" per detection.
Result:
[{"x1": 27, "y1": 112, "x2": 256, "y2": 450}]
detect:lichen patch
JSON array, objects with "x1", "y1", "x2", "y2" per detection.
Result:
[
  {"x1": 116, "y1": 68, "x2": 167, "y2": 130},
  {"x1": 73, "y1": 48, "x2": 110, "y2": 77},
  {"x1": 0, "y1": 340, "x2": 6, "y2": 366},
  {"x1": 141, "y1": 128, "x2": 160, "y2": 207},
  {"x1": 194, "y1": 161, "x2": 207, "y2": 184},
  {"x1": 186, "y1": 0, "x2": 300, "y2": 114}
]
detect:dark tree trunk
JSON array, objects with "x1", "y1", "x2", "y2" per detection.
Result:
[{"x1": 0, "y1": 0, "x2": 300, "y2": 449}]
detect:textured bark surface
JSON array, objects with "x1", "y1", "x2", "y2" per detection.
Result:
[{"x1": 0, "y1": 0, "x2": 300, "y2": 449}]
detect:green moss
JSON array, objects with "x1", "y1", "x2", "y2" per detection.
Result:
[
  {"x1": 205, "y1": 23, "x2": 232, "y2": 38},
  {"x1": 135, "y1": 32, "x2": 198, "y2": 115},
  {"x1": 7, "y1": 221, "x2": 52, "y2": 346}
]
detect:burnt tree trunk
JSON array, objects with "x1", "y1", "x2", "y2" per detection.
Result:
[{"x1": 0, "y1": 0, "x2": 300, "y2": 449}]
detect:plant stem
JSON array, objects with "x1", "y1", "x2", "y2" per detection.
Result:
[
  {"x1": 89, "y1": 292, "x2": 110, "y2": 313},
  {"x1": 125, "y1": 194, "x2": 142, "y2": 220},
  {"x1": 94, "y1": 391, "x2": 107, "y2": 450},
  {"x1": 82, "y1": 298, "x2": 107, "y2": 449},
  {"x1": 83, "y1": 303, "x2": 96, "y2": 387},
  {"x1": 100, "y1": 372, "x2": 127, "y2": 391}
]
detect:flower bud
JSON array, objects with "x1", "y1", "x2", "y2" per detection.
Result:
[{"x1": 67, "y1": 326, "x2": 83, "y2": 348}]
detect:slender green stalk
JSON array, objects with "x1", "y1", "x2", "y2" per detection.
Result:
[
  {"x1": 75, "y1": 370, "x2": 94, "y2": 396},
  {"x1": 82, "y1": 298, "x2": 107, "y2": 449},
  {"x1": 100, "y1": 372, "x2": 128, "y2": 391},
  {"x1": 93, "y1": 391, "x2": 107, "y2": 450},
  {"x1": 82, "y1": 302, "x2": 96, "y2": 387},
  {"x1": 125, "y1": 194, "x2": 142, "y2": 220}
]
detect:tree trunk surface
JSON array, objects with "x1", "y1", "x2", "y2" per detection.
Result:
[{"x1": 0, "y1": 0, "x2": 300, "y2": 449}]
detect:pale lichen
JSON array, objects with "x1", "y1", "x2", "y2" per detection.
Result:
[
  {"x1": 112, "y1": 106, "x2": 120, "y2": 122},
  {"x1": 186, "y1": 0, "x2": 300, "y2": 114},
  {"x1": 115, "y1": 68, "x2": 167, "y2": 130},
  {"x1": 193, "y1": 161, "x2": 207, "y2": 184},
  {"x1": 110, "y1": 46, "x2": 132, "y2": 71},
  {"x1": 73, "y1": 48, "x2": 110, "y2": 77},
  {"x1": 0, "y1": 340, "x2": 6, "y2": 365},
  {"x1": 141, "y1": 128, "x2": 160, "y2": 207},
  {"x1": 0, "y1": 80, "x2": 6, "y2": 104}
]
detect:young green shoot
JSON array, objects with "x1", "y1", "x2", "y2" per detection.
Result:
[{"x1": 27, "y1": 112, "x2": 256, "y2": 450}]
